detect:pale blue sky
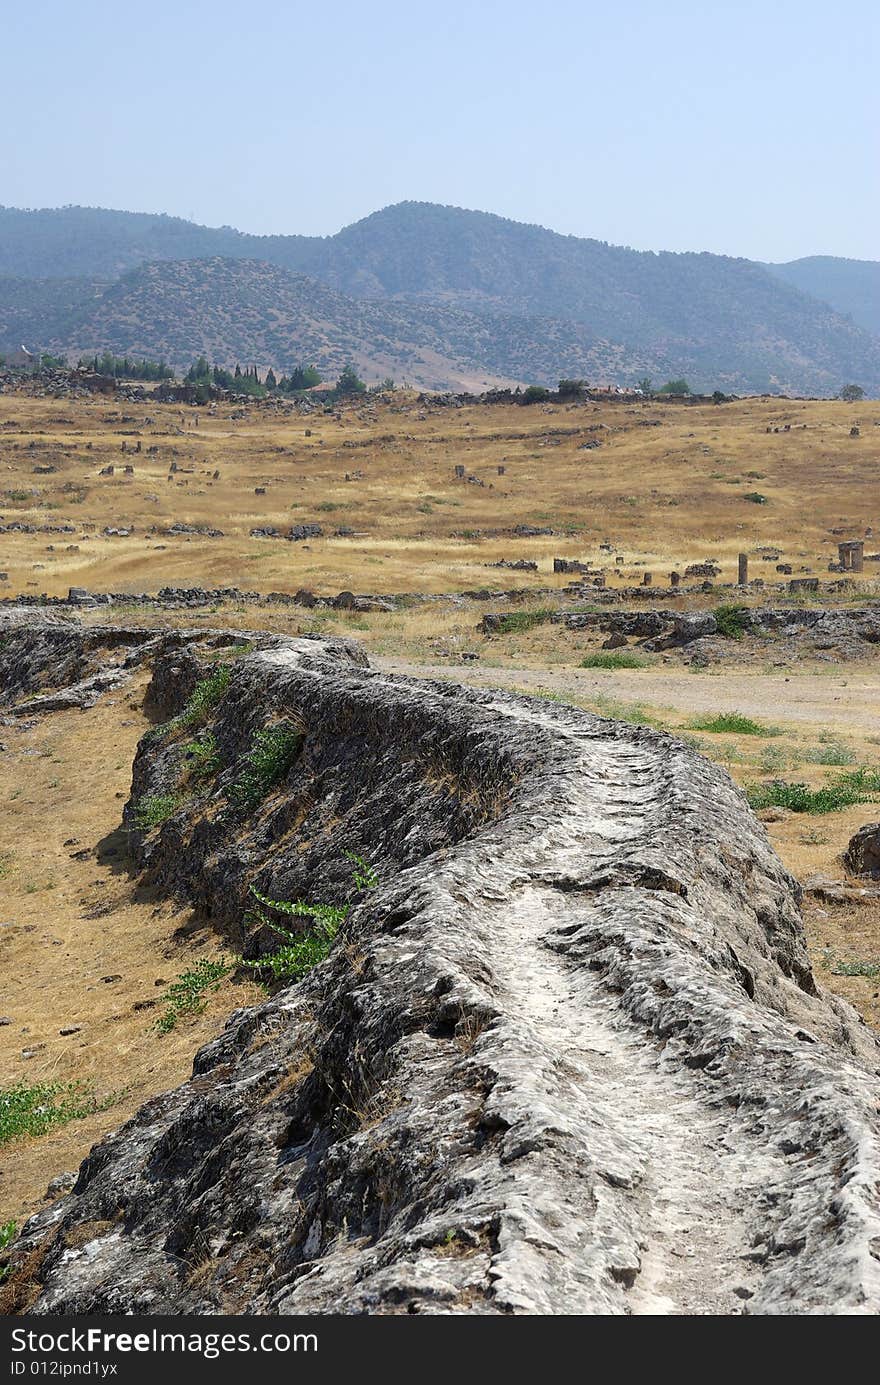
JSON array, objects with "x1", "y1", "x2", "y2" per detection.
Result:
[{"x1": 3, "y1": 0, "x2": 877, "y2": 261}]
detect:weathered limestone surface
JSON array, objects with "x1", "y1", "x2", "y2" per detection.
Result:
[{"x1": 2, "y1": 619, "x2": 880, "y2": 1315}]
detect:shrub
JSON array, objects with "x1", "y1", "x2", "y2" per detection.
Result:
[
  {"x1": 228, "y1": 723, "x2": 303, "y2": 812},
  {"x1": 713, "y1": 605, "x2": 748, "y2": 640},
  {"x1": 133, "y1": 793, "x2": 183, "y2": 830},
  {"x1": 743, "y1": 492, "x2": 768, "y2": 504},
  {"x1": 580, "y1": 651, "x2": 647, "y2": 670},
  {"x1": 147, "y1": 666, "x2": 232, "y2": 742},
  {"x1": 520, "y1": 385, "x2": 551, "y2": 405},
  {"x1": 689, "y1": 712, "x2": 781, "y2": 737},
  {"x1": 0, "y1": 1081, "x2": 100, "y2": 1145},
  {"x1": 156, "y1": 957, "x2": 231, "y2": 1033}
]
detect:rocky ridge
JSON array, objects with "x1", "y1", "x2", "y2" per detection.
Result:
[{"x1": 1, "y1": 615, "x2": 879, "y2": 1315}]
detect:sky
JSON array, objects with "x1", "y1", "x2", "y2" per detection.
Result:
[{"x1": 3, "y1": 0, "x2": 877, "y2": 262}]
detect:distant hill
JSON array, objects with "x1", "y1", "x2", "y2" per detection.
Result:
[
  {"x1": 1, "y1": 202, "x2": 879, "y2": 394},
  {"x1": 765, "y1": 256, "x2": 880, "y2": 337},
  {"x1": 22, "y1": 257, "x2": 669, "y2": 392}
]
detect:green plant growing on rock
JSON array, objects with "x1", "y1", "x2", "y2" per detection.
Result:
[
  {"x1": 242, "y1": 853, "x2": 377, "y2": 985},
  {"x1": 148, "y1": 666, "x2": 232, "y2": 742},
  {"x1": 156, "y1": 957, "x2": 232, "y2": 1033},
  {"x1": 713, "y1": 605, "x2": 748, "y2": 640},
  {"x1": 183, "y1": 730, "x2": 221, "y2": 781},
  {"x1": 134, "y1": 793, "x2": 184, "y2": 831},
  {"x1": 228, "y1": 722, "x2": 304, "y2": 812}
]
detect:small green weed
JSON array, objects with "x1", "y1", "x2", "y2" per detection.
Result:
[
  {"x1": 746, "y1": 768, "x2": 880, "y2": 814},
  {"x1": 805, "y1": 742, "x2": 855, "y2": 766},
  {"x1": 0, "y1": 1219, "x2": 16, "y2": 1282},
  {"x1": 183, "y1": 731, "x2": 221, "y2": 780},
  {"x1": 228, "y1": 723, "x2": 303, "y2": 812},
  {"x1": 242, "y1": 853, "x2": 377, "y2": 984},
  {"x1": 156, "y1": 957, "x2": 232, "y2": 1033},
  {"x1": 830, "y1": 959, "x2": 880, "y2": 978}
]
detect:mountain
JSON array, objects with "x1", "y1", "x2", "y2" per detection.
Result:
[
  {"x1": 23, "y1": 257, "x2": 669, "y2": 392},
  {"x1": 765, "y1": 256, "x2": 880, "y2": 338},
  {"x1": 1, "y1": 202, "x2": 879, "y2": 394}
]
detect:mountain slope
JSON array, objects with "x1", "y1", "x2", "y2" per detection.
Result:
[
  {"x1": 765, "y1": 256, "x2": 880, "y2": 337},
  {"x1": 36, "y1": 257, "x2": 667, "y2": 391},
  {"x1": 2, "y1": 203, "x2": 879, "y2": 394}
]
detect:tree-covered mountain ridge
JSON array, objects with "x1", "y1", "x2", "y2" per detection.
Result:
[{"x1": 0, "y1": 201, "x2": 877, "y2": 394}]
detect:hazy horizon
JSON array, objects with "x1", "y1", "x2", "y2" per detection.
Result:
[{"x1": 3, "y1": 0, "x2": 877, "y2": 263}]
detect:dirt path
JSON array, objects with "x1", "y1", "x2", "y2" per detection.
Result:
[{"x1": 378, "y1": 658, "x2": 880, "y2": 733}]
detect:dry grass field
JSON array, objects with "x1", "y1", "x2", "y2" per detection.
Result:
[
  {"x1": 1, "y1": 390, "x2": 878, "y2": 599},
  {"x1": 3, "y1": 386, "x2": 880, "y2": 1229}
]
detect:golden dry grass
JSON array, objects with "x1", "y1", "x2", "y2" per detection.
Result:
[
  {"x1": 3, "y1": 385, "x2": 880, "y2": 1223},
  {"x1": 1, "y1": 391, "x2": 878, "y2": 599},
  {"x1": 0, "y1": 672, "x2": 263, "y2": 1225}
]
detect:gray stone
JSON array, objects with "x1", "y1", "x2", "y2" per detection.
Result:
[
  {"x1": 2, "y1": 625, "x2": 879, "y2": 1317},
  {"x1": 844, "y1": 823, "x2": 880, "y2": 879}
]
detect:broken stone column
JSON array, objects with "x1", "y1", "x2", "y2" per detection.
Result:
[
  {"x1": 454, "y1": 465, "x2": 465, "y2": 478},
  {"x1": 852, "y1": 541, "x2": 865, "y2": 572},
  {"x1": 642, "y1": 572, "x2": 652, "y2": 586},
  {"x1": 670, "y1": 572, "x2": 681, "y2": 588},
  {"x1": 738, "y1": 553, "x2": 749, "y2": 585},
  {"x1": 839, "y1": 542, "x2": 852, "y2": 569},
  {"x1": 497, "y1": 465, "x2": 506, "y2": 475}
]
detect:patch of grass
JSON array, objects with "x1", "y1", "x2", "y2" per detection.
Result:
[
  {"x1": 713, "y1": 604, "x2": 749, "y2": 640},
  {"x1": 580, "y1": 650, "x2": 647, "y2": 670},
  {"x1": 743, "y1": 491, "x2": 768, "y2": 504},
  {"x1": 830, "y1": 959, "x2": 880, "y2": 978},
  {"x1": 156, "y1": 957, "x2": 232, "y2": 1033},
  {"x1": 689, "y1": 711, "x2": 781, "y2": 736},
  {"x1": 228, "y1": 722, "x2": 303, "y2": 812},
  {"x1": 746, "y1": 768, "x2": 880, "y2": 814},
  {"x1": 133, "y1": 793, "x2": 184, "y2": 831},
  {"x1": 494, "y1": 608, "x2": 555, "y2": 635},
  {"x1": 0, "y1": 1081, "x2": 101, "y2": 1145}
]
